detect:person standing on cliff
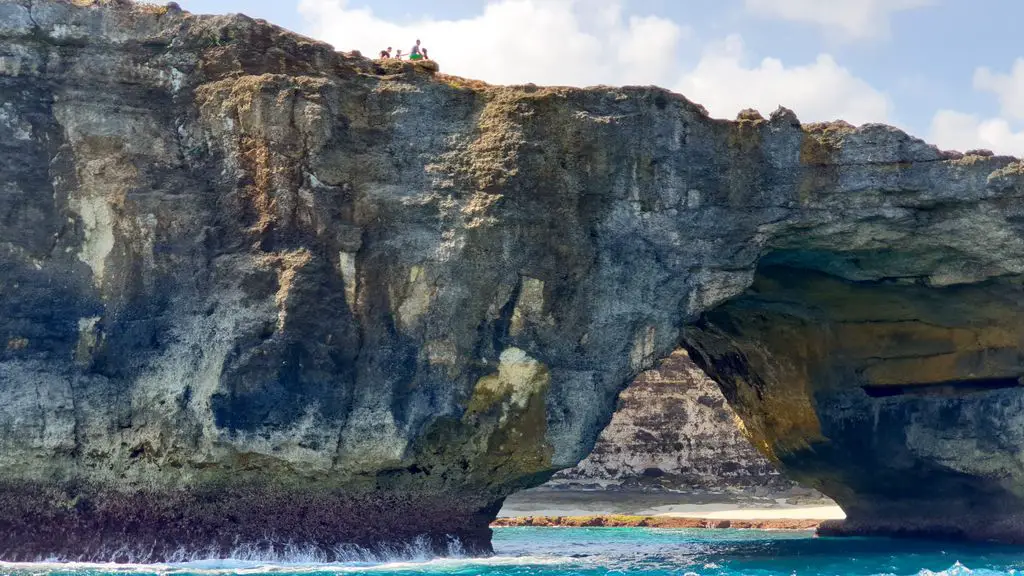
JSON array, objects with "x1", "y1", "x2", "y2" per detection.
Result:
[
  {"x1": 409, "y1": 39, "x2": 424, "y2": 60},
  {"x1": 379, "y1": 46, "x2": 392, "y2": 59}
]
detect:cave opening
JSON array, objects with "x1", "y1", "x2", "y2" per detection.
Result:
[
  {"x1": 503, "y1": 248, "x2": 1024, "y2": 534},
  {"x1": 678, "y1": 249, "x2": 1024, "y2": 539},
  {"x1": 499, "y1": 343, "x2": 839, "y2": 519}
]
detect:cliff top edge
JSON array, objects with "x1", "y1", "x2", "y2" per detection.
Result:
[{"x1": 0, "y1": 0, "x2": 1016, "y2": 162}]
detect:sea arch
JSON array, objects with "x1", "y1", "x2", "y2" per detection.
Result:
[{"x1": 5, "y1": 2, "x2": 1024, "y2": 561}]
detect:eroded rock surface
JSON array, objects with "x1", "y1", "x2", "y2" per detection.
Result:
[
  {"x1": 550, "y1": 350, "x2": 798, "y2": 493},
  {"x1": 4, "y1": 0, "x2": 1024, "y2": 560},
  {"x1": 685, "y1": 266, "x2": 1024, "y2": 542}
]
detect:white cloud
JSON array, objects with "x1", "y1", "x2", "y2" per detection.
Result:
[
  {"x1": 298, "y1": 0, "x2": 892, "y2": 127},
  {"x1": 928, "y1": 61, "x2": 1024, "y2": 157},
  {"x1": 930, "y1": 111, "x2": 1024, "y2": 157},
  {"x1": 974, "y1": 59, "x2": 1024, "y2": 122},
  {"x1": 297, "y1": 0, "x2": 687, "y2": 87},
  {"x1": 676, "y1": 35, "x2": 891, "y2": 125},
  {"x1": 744, "y1": 0, "x2": 932, "y2": 40}
]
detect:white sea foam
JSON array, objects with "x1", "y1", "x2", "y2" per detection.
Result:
[
  {"x1": 4, "y1": 530, "x2": 1022, "y2": 576},
  {"x1": 0, "y1": 536, "x2": 452, "y2": 572},
  {"x1": 919, "y1": 562, "x2": 1015, "y2": 576},
  {"x1": 0, "y1": 536, "x2": 576, "y2": 576}
]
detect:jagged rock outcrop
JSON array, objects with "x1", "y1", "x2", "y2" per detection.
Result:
[
  {"x1": 550, "y1": 349, "x2": 798, "y2": 493},
  {"x1": 4, "y1": 0, "x2": 1024, "y2": 560}
]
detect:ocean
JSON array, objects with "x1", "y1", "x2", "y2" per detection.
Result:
[{"x1": 2, "y1": 527, "x2": 1023, "y2": 576}]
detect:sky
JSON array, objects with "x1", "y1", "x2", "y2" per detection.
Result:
[{"x1": 176, "y1": 0, "x2": 1024, "y2": 156}]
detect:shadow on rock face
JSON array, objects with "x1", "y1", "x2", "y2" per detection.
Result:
[
  {"x1": 685, "y1": 255, "x2": 1024, "y2": 543},
  {"x1": 7, "y1": 0, "x2": 1024, "y2": 561}
]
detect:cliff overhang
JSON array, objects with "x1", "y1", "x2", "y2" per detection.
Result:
[{"x1": 3, "y1": 0, "x2": 1024, "y2": 560}]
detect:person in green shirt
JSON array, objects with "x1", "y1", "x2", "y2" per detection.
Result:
[{"x1": 409, "y1": 39, "x2": 424, "y2": 60}]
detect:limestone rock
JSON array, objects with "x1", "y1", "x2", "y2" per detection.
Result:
[
  {"x1": 4, "y1": 0, "x2": 1024, "y2": 560},
  {"x1": 551, "y1": 350, "x2": 797, "y2": 493}
]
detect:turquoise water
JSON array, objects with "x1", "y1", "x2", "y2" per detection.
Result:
[{"x1": 4, "y1": 527, "x2": 1024, "y2": 576}]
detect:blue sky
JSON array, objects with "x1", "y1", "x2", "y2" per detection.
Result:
[{"x1": 177, "y1": 0, "x2": 1024, "y2": 155}]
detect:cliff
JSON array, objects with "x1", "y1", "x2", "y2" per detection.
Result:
[
  {"x1": 550, "y1": 350, "x2": 797, "y2": 493},
  {"x1": 4, "y1": 0, "x2": 1024, "y2": 561}
]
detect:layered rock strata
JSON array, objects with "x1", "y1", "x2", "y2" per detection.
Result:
[
  {"x1": 4, "y1": 0, "x2": 1024, "y2": 560},
  {"x1": 550, "y1": 349, "x2": 798, "y2": 493}
]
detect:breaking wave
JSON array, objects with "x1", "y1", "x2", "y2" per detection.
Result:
[
  {"x1": 4, "y1": 527, "x2": 1024, "y2": 575},
  {"x1": 0, "y1": 535, "x2": 478, "y2": 573}
]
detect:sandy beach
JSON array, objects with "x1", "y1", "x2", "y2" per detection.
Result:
[
  {"x1": 491, "y1": 516, "x2": 827, "y2": 529},
  {"x1": 497, "y1": 488, "x2": 845, "y2": 525}
]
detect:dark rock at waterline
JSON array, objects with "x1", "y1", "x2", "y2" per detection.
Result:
[
  {"x1": 5, "y1": 0, "x2": 1024, "y2": 559},
  {"x1": 0, "y1": 481, "x2": 497, "y2": 562}
]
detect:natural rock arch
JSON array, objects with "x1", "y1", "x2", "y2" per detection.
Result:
[
  {"x1": 2, "y1": 0, "x2": 1024, "y2": 561},
  {"x1": 684, "y1": 253, "x2": 1024, "y2": 542}
]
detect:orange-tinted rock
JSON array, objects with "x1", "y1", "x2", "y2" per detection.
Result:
[{"x1": 686, "y1": 266, "x2": 1024, "y2": 542}]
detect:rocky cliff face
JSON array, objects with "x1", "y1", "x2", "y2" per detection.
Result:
[
  {"x1": 5, "y1": 0, "x2": 1024, "y2": 561},
  {"x1": 550, "y1": 349, "x2": 797, "y2": 493}
]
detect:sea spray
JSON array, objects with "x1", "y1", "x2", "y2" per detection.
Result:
[
  {"x1": 0, "y1": 535, "x2": 470, "y2": 568},
  {"x1": 3, "y1": 528, "x2": 1022, "y2": 576}
]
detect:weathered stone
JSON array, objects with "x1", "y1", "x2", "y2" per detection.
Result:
[
  {"x1": 550, "y1": 350, "x2": 799, "y2": 493},
  {"x1": 5, "y1": 0, "x2": 1024, "y2": 560},
  {"x1": 685, "y1": 267, "x2": 1024, "y2": 542}
]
